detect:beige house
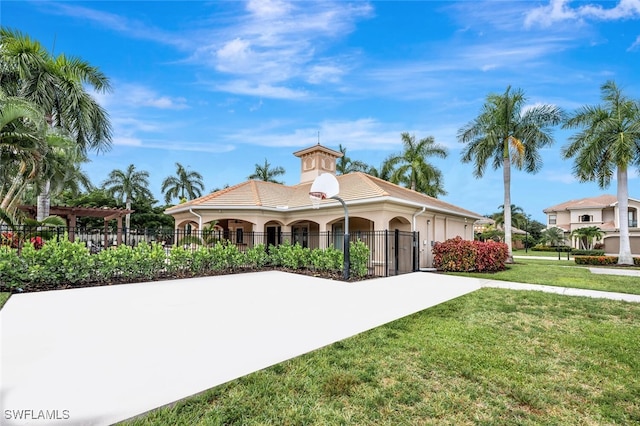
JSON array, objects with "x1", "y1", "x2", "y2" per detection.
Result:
[
  {"x1": 165, "y1": 144, "x2": 483, "y2": 273},
  {"x1": 543, "y1": 194, "x2": 640, "y2": 253}
]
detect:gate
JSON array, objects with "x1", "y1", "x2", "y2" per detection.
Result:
[{"x1": 387, "y1": 230, "x2": 419, "y2": 276}]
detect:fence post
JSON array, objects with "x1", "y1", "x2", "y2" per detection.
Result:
[{"x1": 384, "y1": 230, "x2": 389, "y2": 277}]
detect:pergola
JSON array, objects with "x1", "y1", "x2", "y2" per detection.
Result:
[{"x1": 18, "y1": 206, "x2": 134, "y2": 246}]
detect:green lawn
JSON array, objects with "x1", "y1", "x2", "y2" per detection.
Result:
[
  {"x1": 122, "y1": 289, "x2": 640, "y2": 425},
  {"x1": 0, "y1": 292, "x2": 9, "y2": 309},
  {"x1": 513, "y1": 249, "x2": 573, "y2": 258},
  {"x1": 450, "y1": 258, "x2": 640, "y2": 295}
]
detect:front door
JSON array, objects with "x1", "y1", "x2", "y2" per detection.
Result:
[{"x1": 266, "y1": 226, "x2": 280, "y2": 248}]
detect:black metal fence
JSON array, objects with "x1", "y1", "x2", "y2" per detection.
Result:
[{"x1": 1, "y1": 226, "x2": 419, "y2": 277}]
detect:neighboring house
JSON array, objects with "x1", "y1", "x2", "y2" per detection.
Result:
[
  {"x1": 165, "y1": 144, "x2": 484, "y2": 272},
  {"x1": 543, "y1": 194, "x2": 640, "y2": 254},
  {"x1": 473, "y1": 217, "x2": 527, "y2": 249}
]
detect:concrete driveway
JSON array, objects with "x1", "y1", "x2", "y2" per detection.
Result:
[{"x1": 0, "y1": 271, "x2": 481, "y2": 425}]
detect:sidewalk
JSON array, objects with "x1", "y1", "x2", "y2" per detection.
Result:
[{"x1": 479, "y1": 280, "x2": 640, "y2": 303}]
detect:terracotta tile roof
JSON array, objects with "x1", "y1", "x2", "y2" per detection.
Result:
[
  {"x1": 166, "y1": 172, "x2": 484, "y2": 219},
  {"x1": 543, "y1": 194, "x2": 617, "y2": 213}
]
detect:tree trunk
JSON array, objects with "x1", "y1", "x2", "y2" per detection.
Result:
[
  {"x1": 503, "y1": 156, "x2": 513, "y2": 263},
  {"x1": 125, "y1": 199, "x2": 131, "y2": 231},
  {"x1": 0, "y1": 175, "x2": 24, "y2": 210},
  {"x1": 617, "y1": 167, "x2": 633, "y2": 265},
  {"x1": 36, "y1": 179, "x2": 51, "y2": 222}
]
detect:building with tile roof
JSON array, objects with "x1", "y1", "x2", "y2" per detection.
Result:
[
  {"x1": 165, "y1": 144, "x2": 484, "y2": 271},
  {"x1": 543, "y1": 194, "x2": 640, "y2": 253}
]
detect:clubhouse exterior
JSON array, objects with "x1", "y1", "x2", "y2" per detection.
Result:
[{"x1": 165, "y1": 144, "x2": 483, "y2": 274}]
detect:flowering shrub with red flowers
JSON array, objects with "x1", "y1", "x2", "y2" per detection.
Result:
[
  {"x1": 574, "y1": 255, "x2": 640, "y2": 266},
  {"x1": 433, "y1": 236, "x2": 509, "y2": 272},
  {"x1": 30, "y1": 236, "x2": 44, "y2": 250},
  {"x1": 1, "y1": 232, "x2": 20, "y2": 249}
]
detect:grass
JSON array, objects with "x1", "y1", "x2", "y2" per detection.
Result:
[
  {"x1": 450, "y1": 258, "x2": 640, "y2": 295},
  {"x1": 512, "y1": 250, "x2": 573, "y2": 258},
  {"x1": 0, "y1": 292, "x2": 10, "y2": 309},
  {"x1": 122, "y1": 289, "x2": 640, "y2": 425}
]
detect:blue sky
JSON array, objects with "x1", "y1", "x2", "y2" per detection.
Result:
[{"x1": 3, "y1": 0, "x2": 640, "y2": 222}]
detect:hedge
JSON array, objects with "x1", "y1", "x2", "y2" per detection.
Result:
[
  {"x1": 574, "y1": 256, "x2": 640, "y2": 266},
  {"x1": 0, "y1": 239, "x2": 371, "y2": 292},
  {"x1": 433, "y1": 236, "x2": 509, "y2": 272}
]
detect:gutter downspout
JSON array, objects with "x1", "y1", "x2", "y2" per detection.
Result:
[
  {"x1": 412, "y1": 207, "x2": 426, "y2": 272},
  {"x1": 412, "y1": 207, "x2": 426, "y2": 231},
  {"x1": 189, "y1": 208, "x2": 202, "y2": 230}
]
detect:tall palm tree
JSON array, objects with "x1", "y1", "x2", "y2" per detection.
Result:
[
  {"x1": 248, "y1": 158, "x2": 286, "y2": 184},
  {"x1": 161, "y1": 162, "x2": 205, "y2": 204},
  {"x1": 102, "y1": 164, "x2": 153, "y2": 230},
  {"x1": 458, "y1": 86, "x2": 564, "y2": 262},
  {"x1": 336, "y1": 144, "x2": 370, "y2": 175},
  {"x1": 0, "y1": 27, "x2": 112, "y2": 220},
  {"x1": 562, "y1": 80, "x2": 640, "y2": 265},
  {"x1": 384, "y1": 132, "x2": 448, "y2": 197}
]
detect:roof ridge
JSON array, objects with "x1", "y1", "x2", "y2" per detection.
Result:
[
  {"x1": 250, "y1": 180, "x2": 262, "y2": 206},
  {"x1": 350, "y1": 172, "x2": 389, "y2": 196}
]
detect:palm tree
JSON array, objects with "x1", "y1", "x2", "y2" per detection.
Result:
[
  {"x1": 102, "y1": 164, "x2": 153, "y2": 230},
  {"x1": 0, "y1": 90, "x2": 47, "y2": 213},
  {"x1": 336, "y1": 144, "x2": 370, "y2": 175},
  {"x1": 248, "y1": 158, "x2": 286, "y2": 184},
  {"x1": 458, "y1": 86, "x2": 564, "y2": 262},
  {"x1": 492, "y1": 204, "x2": 527, "y2": 229},
  {"x1": 562, "y1": 80, "x2": 640, "y2": 265},
  {"x1": 0, "y1": 27, "x2": 112, "y2": 220},
  {"x1": 384, "y1": 132, "x2": 448, "y2": 197},
  {"x1": 367, "y1": 154, "x2": 395, "y2": 181},
  {"x1": 161, "y1": 162, "x2": 205, "y2": 204},
  {"x1": 570, "y1": 226, "x2": 604, "y2": 251},
  {"x1": 540, "y1": 226, "x2": 567, "y2": 247}
]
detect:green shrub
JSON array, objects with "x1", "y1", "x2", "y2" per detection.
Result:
[
  {"x1": 190, "y1": 246, "x2": 216, "y2": 274},
  {"x1": 167, "y1": 245, "x2": 191, "y2": 275},
  {"x1": 0, "y1": 246, "x2": 26, "y2": 289},
  {"x1": 532, "y1": 244, "x2": 572, "y2": 252},
  {"x1": 22, "y1": 238, "x2": 94, "y2": 287},
  {"x1": 268, "y1": 241, "x2": 309, "y2": 269},
  {"x1": 349, "y1": 240, "x2": 370, "y2": 278},
  {"x1": 245, "y1": 244, "x2": 268, "y2": 268},
  {"x1": 572, "y1": 249, "x2": 605, "y2": 256},
  {"x1": 133, "y1": 242, "x2": 167, "y2": 279}
]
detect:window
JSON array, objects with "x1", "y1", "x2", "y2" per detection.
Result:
[
  {"x1": 630, "y1": 210, "x2": 638, "y2": 228},
  {"x1": 549, "y1": 214, "x2": 557, "y2": 225},
  {"x1": 580, "y1": 214, "x2": 592, "y2": 223},
  {"x1": 236, "y1": 228, "x2": 243, "y2": 244}
]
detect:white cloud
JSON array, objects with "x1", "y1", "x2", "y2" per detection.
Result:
[
  {"x1": 216, "y1": 80, "x2": 308, "y2": 99},
  {"x1": 192, "y1": 1, "x2": 372, "y2": 97},
  {"x1": 306, "y1": 64, "x2": 344, "y2": 84},
  {"x1": 98, "y1": 83, "x2": 188, "y2": 110},
  {"x1": 628, "y1": 35, "x2": 640, "y2": 50},
  {"x1": 525, "y1": 0, "x2": 640, "y2": 28},
  {"x1": 246, "y1": 0, "x2": 291, "y2": 18},
  {"x1": 222, "y1": 118, "x2": 457, "y2": 152},
  {"x1": 113, "y1": 136, "x2": 142, "y2": 147}
]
